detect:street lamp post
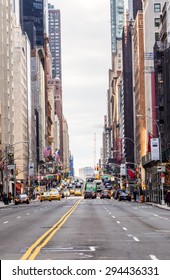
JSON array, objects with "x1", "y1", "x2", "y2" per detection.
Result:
[{"x1": 137, "y1": 114, "x2": 164, "y2": 205}]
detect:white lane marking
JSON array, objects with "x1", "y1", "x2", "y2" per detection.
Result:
[
  {"x1": 3, "y1": 221, "x2": 8, "y2": 224},
  {"x1": 106, "y1": 210, "x2": 109, "y2": 212},
  {"x1": 133, "y1": 236, "x2": 140, "y2": 242},
  {"x1": 122, "y1": 227, "x2": 127, "y2": 231},
  {"x1": 112, "y1": 216, "x2": 115, "y2": 218},
  {"x1": 117, "y1": 221, "x2": 120, "y2": 224},
  {"x1": 34, "y1": 210, "x2": 37, "y2": 212},
  {"x1": 17, "y1": 216, "x2": 21, "y2": 219},
  {"x1": 109, "y1": 212, "x2": 112, "y2": 215},
  {"x1": 26, "y1": 213, "x2": 30, "y2": 215},
  {"x1": 153, "y1": 214, "x2": 158, "y2": 217},
  {"x1": 150, "y1": 255, "x2": 158, "y2": 260}
]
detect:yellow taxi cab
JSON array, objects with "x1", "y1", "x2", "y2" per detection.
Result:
[
  {"x1": 69, "y1": 188, "x2": 75, "y2": 195},
  {"x1": 50, "y1": 190, "x2": 61, "y2": 201},
  {"x1": 74, "y1": 188, "x2": 82, "y2": 196},
  {"x1": 40, "y1": 191, "x2": 51, "y2": 202}
]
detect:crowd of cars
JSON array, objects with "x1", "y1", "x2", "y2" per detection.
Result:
[
  {"x1": 83, "y1": 179, "x2": 132, "y2": 201},
  {"x1": 14, "y1": 177, "x2": 135, "y2": 205}
]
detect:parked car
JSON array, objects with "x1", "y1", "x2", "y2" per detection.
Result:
[
  {"x1": 15, "y1": 194, "x2": 29, "y2": 205},
  {"x1": 100, "y1": 190, "x2": 111, "y2": 199},
  {"x1": 84, "y1": 189, "x2": 96, "y2": 199},
  {"x1": 119, "y1": 191, "x2": 131, "y2": 201}
]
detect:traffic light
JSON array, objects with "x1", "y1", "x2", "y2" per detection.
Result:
[{"x1": 8, "y1": 152, "x2": 14, "y2": 165}]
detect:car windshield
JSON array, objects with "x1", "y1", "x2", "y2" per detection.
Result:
[
  {"x1": 43, "y1": 192, "x2": 50, "y2": 196},
  {"x1": 50, "y1": 191, "x2": 59, "y2": 195},
  {"x1": 120, "y1": 192, "x2": 127, "y2": 196},
  {"x1": 19, "y1": 194, "x2": 27, "y2": 198}
]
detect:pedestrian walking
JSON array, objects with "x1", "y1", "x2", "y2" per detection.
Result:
[
  {"x1": 3, "y1": 192, "x2": 8, "y2": 205},
  {"x1": 133, "y1": 188, "x2": 138, "y2": 202},
  {"x1": 8, "y1": 192, "x2": 12, "y2": 203},
  {"x1": 165, "y1": 190, "x2": 170, "y2": 207}
]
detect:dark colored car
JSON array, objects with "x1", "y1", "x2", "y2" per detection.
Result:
[
  {"x1": 114, "y1": 189, "x2": 124, "y2": 200},
  {"x1": 84, "y1": 190, "x2": 96, "y2": 199},
  {"x1": 119, "y1": 191, "x2": 131, "y2": 201},
  {"x1": 15, "y1": 194, "x2": 29, "y2": 205},
  {"x1": 100, "y1": 190, "x2": 111, "y2": 199}
]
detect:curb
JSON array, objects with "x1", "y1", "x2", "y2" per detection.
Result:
[{"x1": 146, "y1": 202, "x2": 170, "y2": 211}]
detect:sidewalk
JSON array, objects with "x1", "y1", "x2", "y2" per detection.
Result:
[
  {"x1": 0, "y1": 199, "x2": 39, "y2": 208},
  {"x1": 0, "y1": 201, "x2": 14, "y2": 208},
  {"x1": 146, "y1": 202, "x2": 170, "y2": 211}
]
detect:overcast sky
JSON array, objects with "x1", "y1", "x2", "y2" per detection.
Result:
[{"x1": 48, "y1": 0, "x2": 128, "y2": 175}]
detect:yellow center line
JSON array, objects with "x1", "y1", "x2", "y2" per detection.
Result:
[{"x1": 20, "y1": 199, "x2": 82, "y2": 260}]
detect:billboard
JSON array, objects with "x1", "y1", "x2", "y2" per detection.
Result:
[{"x1": 151, "y1": 138, "x2": 160, "y2": 161}]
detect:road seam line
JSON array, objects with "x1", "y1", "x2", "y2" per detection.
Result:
[
  {"x1": 133, "y1": 236, "x2": 140, "y2": 242},
  {"x1": 150, "y1": 255, "x2": 158, "y2": 260}
]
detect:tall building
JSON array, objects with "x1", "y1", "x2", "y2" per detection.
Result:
[
  {"x1": 48, "y1": 4, "x2": 63, "y2": 162},
  {"x1": 63, "y1": 116, "x2": 69, "y2": 177},
  {"x1": 20, "y1": 0, "x2": 45, "y2": 49},
  {"x1": 122, "y1": 11, "x2": 134, "y2": 164},
  {"x1": 13, "y1": 25, "x2": 30, "y2": 183},
  {"x1": 108, "y1": 0, "x2": 124, "y2": 166},
  {"x1": 142, "y1": 0, "x2": 164, "y2": 137},
  {"x1": 133, "y1": 11, "x2": 146, "y2": 165},
  {"x1": 110, "y1": 0, "x2": 124, "y2": 54},
  {"x1": 48, "y1": 4, "x2": 62, "y2": 80},
  {"x1": 133, "y1": 0, "x2": 142, "y2": 19},
  {"x1": 128, "y1": 0, "x2": 142, "y2": 20},
  {"x1": 0, "y1": 0, "x2": 15, "y2": 193}
]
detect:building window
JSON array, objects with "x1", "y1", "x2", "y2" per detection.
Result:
[
  {"x1": 154, "y1": 3, "x2": 161, "y2": 13},
  {"x1": 155, "y1": 32, "x2": 159, "y2": 41},
  {"x1": 154, "y1": 18, "x2": 160, "y2": 27}
]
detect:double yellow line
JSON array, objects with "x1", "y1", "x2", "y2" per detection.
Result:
[{"x1": 20, "y1": 199, "x2": 82, "y2": 260}]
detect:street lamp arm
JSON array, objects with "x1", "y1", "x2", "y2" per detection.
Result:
[{"x1": 122, "y1": 137, "x2": 135, "y2": 144}]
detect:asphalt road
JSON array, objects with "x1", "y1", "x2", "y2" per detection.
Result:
[{"x1": 0, "y1": 197, "x2": 170, "y2": 260}]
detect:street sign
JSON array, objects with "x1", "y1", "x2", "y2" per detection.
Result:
[
  {"x1": 7, "y1": 165, "x2": 15, "y2": 170},
  {"x1": 157, "y1": 165, "x2": 165, "y2": 172}
]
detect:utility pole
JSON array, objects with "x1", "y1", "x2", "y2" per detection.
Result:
[
  {"x1": 94, "y1": 133, "x2": 96, "y2": 169},
  {"x1": 5, "y1": 146, "x2": 9, "y2": 195}
]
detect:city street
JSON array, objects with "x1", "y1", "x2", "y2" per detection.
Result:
[{"x1": 0, "y1": 197, "x2": 170, "y2": 260}]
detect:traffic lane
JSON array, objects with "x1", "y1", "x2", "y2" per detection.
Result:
[
  {"x1": 0, "y1": 198, "x2": 65, "y2": 222},
  {"x1": 108, "y1": 199, "x2": 170, "y2": 231},
  {"x1": 0, "y1": 196, "x2": 77, "y2": 220},
  {"x1": 101, "y1": 199, "x2": 170, "y2": 259},
  {"x1": 35, "y1": 198, "x2": 154, "y2": 260},
  {"x1": 0, "y1": 198, "x2": 80, "y2": 260}
]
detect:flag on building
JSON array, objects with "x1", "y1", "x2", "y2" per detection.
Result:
[
  {"x1": 127, "y1": 166, "x2": 136, "y2": 179},
  {"x1": 148, "y1": 132, "x2": 153, "y2": 152},
  {"x1": 43, "y1": 146, "x2": 51, "y2": 157},
  {"x1": 0, "y1": 160, "x2": 5, "y2": 170},
  {"x1": 55, "y1": 149, "x2": 60, "y2": 161}
]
